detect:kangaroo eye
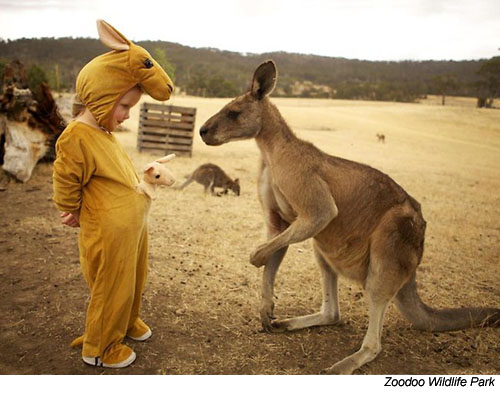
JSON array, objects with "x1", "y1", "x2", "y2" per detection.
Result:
[
  {"x1": 143, "y1": 59, "x2": 154, "y2": 69},
  {"x1": 155, "y1": 174, "x2": 160, "y2": 179},
  {"x1": 228, "y1": 110, "x2": 240, "y2": 120}
]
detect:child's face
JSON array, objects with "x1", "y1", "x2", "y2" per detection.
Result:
[{"x1": 111, "y1": 86, "x2": 142, "y2": 131}]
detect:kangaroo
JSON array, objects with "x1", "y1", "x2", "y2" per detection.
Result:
[
  {"x1": 199, "y1": 60, "x2": 499, "y2": 374},
  {"x1": 376, "y1": 133, "x2": 386, "y2": 143},
  {"x1": 179, "y1": 163, "x2": 240, "y2": 196},
  {"x1": 136, "y1": 154, "x2": 176, "y2": 200}
]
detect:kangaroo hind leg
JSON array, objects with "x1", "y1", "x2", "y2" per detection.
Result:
[{"x1": 322, "y1": 216, "x2": 419, "y2": 374}]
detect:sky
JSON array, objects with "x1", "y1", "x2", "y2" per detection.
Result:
[{"x1": 0, "y1": 0, "x2": 499, "y2": 61}]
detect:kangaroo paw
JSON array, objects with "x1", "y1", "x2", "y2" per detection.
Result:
[{"x1": 250, "y1": 245, "x2": 269, "y2": 267}]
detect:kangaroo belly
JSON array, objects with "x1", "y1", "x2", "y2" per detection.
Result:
[{"x1": 314, "y1": 235, "x2": 370, "y2": 283}]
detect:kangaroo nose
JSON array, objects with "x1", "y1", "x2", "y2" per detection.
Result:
[{"x1": 200, "y1": 126, "x2": 208, "y2": 138}]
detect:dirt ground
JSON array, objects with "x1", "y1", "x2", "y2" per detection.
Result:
[{"x1": 0, "y1": 94, "x2": 499, "y2": 375}]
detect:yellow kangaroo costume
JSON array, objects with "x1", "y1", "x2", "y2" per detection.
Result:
[{"x1": 52, "y1": 20, "x2": 173, "y2": 367}]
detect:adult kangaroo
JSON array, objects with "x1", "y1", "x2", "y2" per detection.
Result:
[{"x1": 199, "y1": 60, "x2": 499, "y2": 374}]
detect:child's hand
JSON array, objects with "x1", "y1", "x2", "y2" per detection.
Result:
[{"x1": 60, "y1": 212, "x2": 80, "y2": 228}]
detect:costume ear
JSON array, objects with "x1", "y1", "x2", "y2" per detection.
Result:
[
  {"x1": 156, "y1": 154, "x2": 176, "y2": 163},
  {"x1": 143, "y1": 164, "x2": 155, "y2": 174},
  {"x1": 96, "y1": 20, "x2": 131, "y2": 51},
  {"x1": 250, "y1": 60, "x2": 277, "y2": 99}
]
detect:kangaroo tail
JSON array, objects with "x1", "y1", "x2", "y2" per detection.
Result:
[
  {"x1": 177, "y1": 175, "x2": 194, "y2": 190},
  {"x1": 395, "y1": 273, "x2": 500, "y2": 331}
]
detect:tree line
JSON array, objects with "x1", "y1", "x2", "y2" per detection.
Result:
[{"x1": 0, "y1": 37, "x2": 498, "y2": 105}]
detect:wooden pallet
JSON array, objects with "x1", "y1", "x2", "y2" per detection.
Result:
[{"x1": 137, "y1": 102, "x2": 196, "y2": 157}]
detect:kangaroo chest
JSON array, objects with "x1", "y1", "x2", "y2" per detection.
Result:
[
  {"x1": 271, "y1": 182, "x2": 297, "y2": 223},
  {"x1": 259, "y1": 165, "x2": 297, "y2": 224}
]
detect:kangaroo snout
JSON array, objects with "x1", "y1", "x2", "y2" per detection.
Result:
[
  {"x1": 200, "y1": 126, "x2": 209, "y2": 138},
  {"x1": 199, "y1": 125, "x2": 214, "y2": 145},
  {"x1": 199, "y1": 124, "x2": 223, "y2": 146}
]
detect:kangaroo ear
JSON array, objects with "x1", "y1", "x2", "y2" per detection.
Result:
[
  {"x1": 143, "y1": 164, "x2": 155, "y2": 174},
  {"x1": 234, "y1": 178, "x2": 239, "y2": 184},
  {"x1": 251, "y1": 60, "x2": 277, "y2": 100},
  {"x1": 156, "y1": 154, "x2": 176, "y2": 163},
  {"x1": 96, "y1": 20, "x2": 131, "y2": 51}
]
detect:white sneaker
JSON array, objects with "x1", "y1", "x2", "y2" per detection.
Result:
[
  {"x1": 127, "y1": 328, "x2": 152, "y2": 341},
  {"x1": 82, "y1": 351, "x2": 136, "y2": 368}
]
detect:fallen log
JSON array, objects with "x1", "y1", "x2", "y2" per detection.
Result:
[{"x1": 0, "y1": 60, "x2": 66, "y2": 182}]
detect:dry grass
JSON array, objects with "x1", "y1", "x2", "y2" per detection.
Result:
[{"x1": 0, "y1": 94, "x2": 499, "y2": 375}]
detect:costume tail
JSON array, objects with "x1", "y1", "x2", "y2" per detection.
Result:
[
  {"x1": 395, "y1": 274, "x2": 500, "y2": 331},
  {"x1": 70, "y1": 334, "x2": 85, "y2": 348}
]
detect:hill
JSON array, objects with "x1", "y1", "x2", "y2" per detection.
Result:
[{"x1": 0, "y1": 37, "x2": 488, "y2": 101}]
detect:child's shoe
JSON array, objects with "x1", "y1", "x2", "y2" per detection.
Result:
[
  {"x1": 83, "y1": 344, "x2": 136, "y2": 368},
  {"x1": 127, "y1": 317, "x2": 152, "y2": 341}
]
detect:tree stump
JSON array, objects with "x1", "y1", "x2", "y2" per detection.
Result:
[{"x1": 0, "y1": 60, "x2": 66, "y2": 182}]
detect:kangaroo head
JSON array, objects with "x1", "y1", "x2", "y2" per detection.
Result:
[
  {"x1": 231, "y1": 178, "x2": 240, "y2": 196},
  {"x1": 143, "y1": 154, "x2": 176, "y2": 187},
  {"x1": 200, "y1": 60, "x2": 277, "y2": 146}
]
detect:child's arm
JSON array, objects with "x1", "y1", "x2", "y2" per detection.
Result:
[
  {"x1": 60, "y1": 211, "x2": 80, "y2": 228},
  {"x1": 52, "y1": 131, "x2": 95, "y2": 222}
]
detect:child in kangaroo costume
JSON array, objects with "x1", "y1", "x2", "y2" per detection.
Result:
[{"x1": 52, "y1": 20, "x2": 174, "y2": 368}]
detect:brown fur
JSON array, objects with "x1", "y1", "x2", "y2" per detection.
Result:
[
  {"x1": 199, "y1": 60, "x2": 499, "y2": 374},
  {"x1": 179, "y1": 163, "x2": 240, "y2": 196}
]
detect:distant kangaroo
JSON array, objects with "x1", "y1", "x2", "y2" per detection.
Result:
[
  {"x1": 179, "y1": 163, "x2": 240, "y2": 196},
  {"x1": 199, "y1": 60, "x2": 499, "y2": 374},
  {"x1": 376, "y1": 133, "x2": 385, "y2": 143}
]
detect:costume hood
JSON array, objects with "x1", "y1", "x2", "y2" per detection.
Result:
[{"x1": 76, "y1": 20, "x2": 174, "y2": 131}]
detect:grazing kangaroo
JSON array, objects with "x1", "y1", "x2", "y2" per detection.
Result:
[
  {"x1": 179, "y1": 163, "x2": 240, "y2": 196},
  {"x1": 199, "y1": 60, "x2": 499, "y2": 374}
]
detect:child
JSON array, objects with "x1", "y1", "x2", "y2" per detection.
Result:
[{"x1": 52, "y1": 20, "x2": 174, "y2": 368}]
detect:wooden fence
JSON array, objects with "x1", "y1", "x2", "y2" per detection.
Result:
[{"x1": 137, "y1": 102, "x2": 196, "y2": 157}]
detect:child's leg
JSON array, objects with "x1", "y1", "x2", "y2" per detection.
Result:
[
  {"x1": 127, "y1": 225, "x2": 151, "y2": 339},
  {"x1": 78, "y1": 212, "x2": 139, "y2": 364}
]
